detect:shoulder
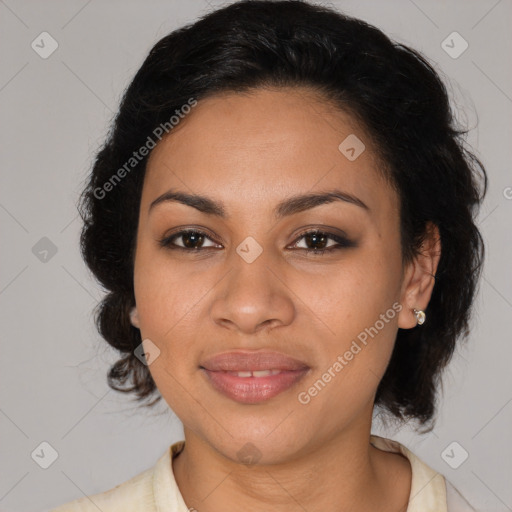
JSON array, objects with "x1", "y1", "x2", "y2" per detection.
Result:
[
  {"x1": 52, "y1": 471, "x2": 151, "y2": 511},
  {"x1": 370, "y1": 435, "x2": 476, "y2": 512},
  {"x1": 49, "y1": 447, "x2": 173, "y2": 512},
  {"x1": 50, "y1": 466, "x2": 155, "y2": 512}
]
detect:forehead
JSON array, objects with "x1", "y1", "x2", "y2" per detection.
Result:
[{"x1": 142, "y1": 87, "x2": 395, "y2": 218}]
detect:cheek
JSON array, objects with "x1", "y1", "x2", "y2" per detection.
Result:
[
  {"x1": 301, "y1": 299, "x2": 400, "y2": 425},
  {"x1": 133, "y1": 246, "x2": 190, "y2": 363},
  {"x1": 303, "y1": 238, "x2": 403, "y2": 398},
  {"x1": 307, "y1": 240, "x2": 402, "y2": 338},
  {"x1": 134, "y1": 240, "x2": 190, "y2": 328},
  {"x1": 133, "y1": 250, "x2": 199, "y2": 413}
]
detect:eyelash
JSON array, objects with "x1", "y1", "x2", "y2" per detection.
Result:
[{"x1": 158, "y1": 228, "x2": 354, "y2": 256}]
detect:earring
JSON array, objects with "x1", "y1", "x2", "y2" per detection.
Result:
[{"x1": 413, "y1": 308, "x2": 426, "y2": 325}]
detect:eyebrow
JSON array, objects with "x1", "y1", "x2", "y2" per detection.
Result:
[{"x1": 148, "y1": 188, "x2": 369, "y2": 219}]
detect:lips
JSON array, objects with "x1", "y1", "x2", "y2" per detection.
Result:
[
  {"x1": 200, "y1": 350, "x2": 310, "y2": 404},
  {"x1": 200, "y1": 350, "x2": 310, "y2": 372}
]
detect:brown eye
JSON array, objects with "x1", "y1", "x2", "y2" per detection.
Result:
[
  {"x1": 290, "y1": 230, "x2": 355, "y2": 255},
  {"x1": 159, "y1": 228, "x2": 355, "y2": 255},
  {"x1": 302, "y1": 232, "x2": 330, "y2": 250},
  {"x1": 159, "y1": 229, "x2": 220, "y2": 251}
]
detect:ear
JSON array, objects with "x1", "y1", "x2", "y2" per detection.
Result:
[
  {"x1": 129, "y1": 306, "x2": 140, "y2": 329},
  {"x1": 397, "y1": 222, "x2": 441, "y2": 329}
]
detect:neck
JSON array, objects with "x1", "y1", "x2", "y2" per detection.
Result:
[{"x1": 172, "y1": 412, "x2": 411, "y2": 512}]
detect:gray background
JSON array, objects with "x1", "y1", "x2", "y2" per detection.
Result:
[{"x1": 1, "y1": 1, "x2": 511, "y2": 511}]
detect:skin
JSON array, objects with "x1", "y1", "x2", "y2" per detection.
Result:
[{"x1": 130, "y1": 87, "x2": 441, "y2": 512}]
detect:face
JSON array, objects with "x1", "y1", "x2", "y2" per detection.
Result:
[{"x1": 132, "y1": 87, "x2": 412, "y2": 465}]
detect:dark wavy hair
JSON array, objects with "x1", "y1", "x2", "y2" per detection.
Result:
[{"x1": 78, "y1": 0, "x2": 487, "y2": 429}]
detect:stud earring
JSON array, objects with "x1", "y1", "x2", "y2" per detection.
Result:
[{"x1": 413, "y1": 308, "x2": 426, "y2": 325}]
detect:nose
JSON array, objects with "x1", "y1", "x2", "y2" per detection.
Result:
[{"x1": 208, "y1": 246, "x2": 296, "y2": 335}]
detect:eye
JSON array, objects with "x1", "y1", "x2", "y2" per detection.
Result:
[
  {"x1": 159, "y1": 228, "x2": 355, "y2": 255},
  {"x1": 159, "y1": 229, "x2": 221, "y2": 251},
  {"x1": 289, "y1": 229, "x2": 355, "y2": 256}
]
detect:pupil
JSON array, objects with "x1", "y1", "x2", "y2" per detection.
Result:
[
  {"x1": 307, "y1": 233, "x2": 326, "y2": 250},
  {"x1": 184, "y1": 232, "x2": 203, "y2": 248}
]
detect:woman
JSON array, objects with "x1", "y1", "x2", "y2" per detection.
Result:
[{"x1": 52, "y1": 1, "x2": 486, "y2": 510}]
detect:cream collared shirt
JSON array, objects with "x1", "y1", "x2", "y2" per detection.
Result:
[{"x1": 50, "y1": 435, "x2": 476, "y2": 512}]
